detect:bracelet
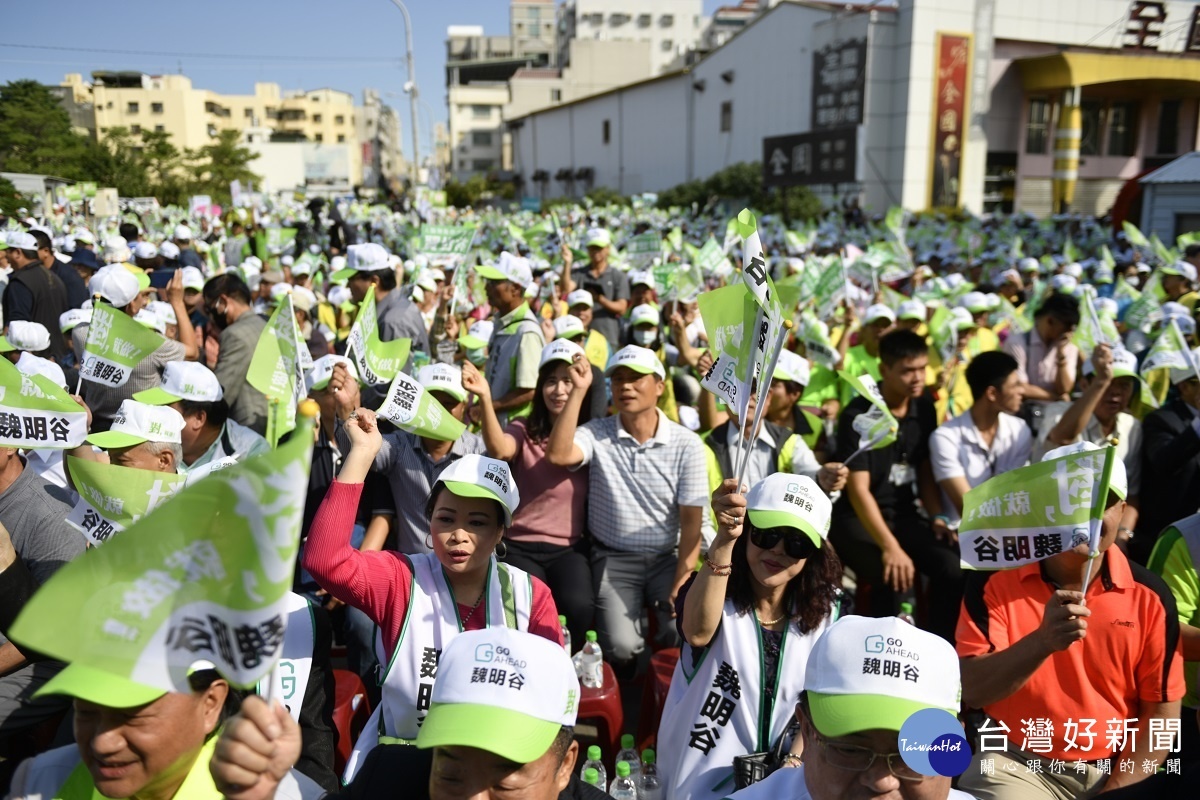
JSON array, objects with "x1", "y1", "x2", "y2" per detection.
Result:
[
  {"x1": 1118, "y1": 526, "x2": 1134, "y2": 538},
  {"x1": 780, "y1": 754, "x2": 803, "y2": 768},
  {"x1": 705, "y1": 557, "x2": 733, "y2": 576}
]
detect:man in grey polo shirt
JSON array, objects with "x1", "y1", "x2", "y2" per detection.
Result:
[
  {"x1": 562, "y1": 227, "x2": 630, "y2": 351},
  {"x1": 548, "y1": 345, "x2": 707, "y2": 676},
  {"x1": 476, "y1": 251, "x2": 545, "y2": 426}
]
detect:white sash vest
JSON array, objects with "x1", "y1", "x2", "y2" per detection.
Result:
[{"x1": 257, "y1": 592, "x2": 315, "y2": 724}]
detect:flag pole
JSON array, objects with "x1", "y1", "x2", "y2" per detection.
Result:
[
  {"x1": 75, "y1": 292, "x2": 103, "y2": 396},
  {"x1": 731, "y1": 302, "x2": 765, "y2": 481},
  {"x1": 1079, "y1": 445, "x2": 1117, "y2": 600},
  {"x1": 734, "y1": 318, "x2": 792, "y2": 490}
]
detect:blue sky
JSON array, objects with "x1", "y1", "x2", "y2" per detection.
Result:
[{"x1": 0, "y1": 0, "x2": 726, "y2": 160}]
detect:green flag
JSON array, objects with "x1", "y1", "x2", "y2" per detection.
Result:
[
  {"x1": 1140, "y1": 318, "x2": 1193, "y2": 376},
  {"x1": 0, "y1": 357, "x2": 87, "y2": 448},
  {"x1": 347, "y1": 290, "x2": 412, "y2": 386},
  {"x1": 959, "y1": 446, "x2": 1115, "y2": 570},
  {"x1": 1122, "y1": 220, "x2": 1151, "y2": 250},
  {"x1": 420, "y1": 224, "x2": 478, "y2": 257},
  {"x1": 838, "y1": 371, "x2": 899, "y2": 453},
  {"x1": 929, "y1": 305, "x2": 958, "y2": 365},
  {"x1": 698, "y1": 284, "x2": 759, "y2": 417},
  {"x1": 9, "y1": 414, "x2": 316, "y2": 692},
  {"x1": 81, "y1": 302, "x2": 168, "y2": 389},
  {"x1": 626, "y1": 232, "x2": 663, "y2": 266},
  {"x1": 813, "y1": 259, "x2": 846, "y2": 319},
  {"x1": 66, "y1": 457, "x2": 187, "y2": 545},
  {"x1": 1113, "y1": 274, "x2": 1141, "y2": 303},
  {"x1": 695, "y1": 237, "x2": 729, "y2": 279},
  {"x1": 376, "y1": 371, "x2": 467, "y2": 441},
  {"x1": 1072, "y1": 289, "x2": 1112, "y2": 360},
  {"x1": 247, "y1": 294, "x2": 307, "y2": 447},
  {"x1": 798, "y1": 311, "x2": 838, "y2": 370},
  {"x1": 736, "y1": 209, "x2": 783, "y2": 321},
  {"x1": 1124, "y1": 272, "x2": 1162, "y2": 333}
]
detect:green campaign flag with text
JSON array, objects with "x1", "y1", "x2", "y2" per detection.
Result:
[
  {"x1": 837, "y1": 371, "x2": 898, "y2": 453},
  {"x1": 1140, "y1": 318, "x2": 1193, "y2": 377},
  {"x1": 9, "y1": 416, "x2": 316, "y2": 693},
  {"x1": 0, "y1": 357, "x2": 87, "y2": 448},
  {"x1": 247, "y1": 294, "x2": 307, "y2": 447},
  {"x1": 698, "y1": 284, "x2": 760, "y2": 418},
  {"x1": 798, "y1": 311, "x2": 838, "y2": 370},
  {"x1": 347, "y1": 290, "x2": 412, "y2": 386},
  {"x1": 81, "y1": 302, "x2": 168, "y2": 388},
  {"x1": 959, "y1": 446, "x2": 1114, "y2": 570},
  {"x1": 420, "y1": 224, "x2": 478, "y2": 257},
  {"x1": 66, "y1": 457, "x2": 187, "y2": 546},
  {"x1": 1123, "y1": 220, "x2": 1151, "y2": 250},
  {"x1": 376, "y1": 371, "x2": 466, "y2": 442}
]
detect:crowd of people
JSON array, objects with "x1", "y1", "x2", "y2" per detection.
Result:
[{"x1": 0, "y1": 197, "x2": 1197, "y2": 800}]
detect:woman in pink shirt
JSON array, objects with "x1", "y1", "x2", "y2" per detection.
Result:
[{"x1": 462, "y1": 339, "x2": 595, "y2": 647}]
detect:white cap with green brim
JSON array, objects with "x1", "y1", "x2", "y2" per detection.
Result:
[
  {"x1": 134, "y1": 361, "x2": 224, "y2": 405},
  {"x1": 416, "y1": 628, "x2": 578, "y2": 763},
  {"x1": 476, "y1": 251, "x2": 533, "y2": 289},
  {"x1": 418, "y1": 363, "x2": 468, "y2": 404},
  {"x1": 553, "y1": 315, "x2": 586, "y2": 340},
  {"x1": 306, "y1": 354, "x2": 357, "y2": 393},
  {"x1": 1169, "y1": 347, "x2": 1200, "y2": 385},
  {"x1": 630, "y1": 304, "x2": 660, "y2": 328},
  {"x1": 458, "y1": 320, "x2": 494, "y2": 350},
  {"x1": 1041, "y1": 441, "x2": 1128, "y2": 501},
  {"x1": 863, "y1": 304, "x2": 896, "y2": 325},
  {"x1": 566, "y1": 289, "x2": 593, "y2": 310},
  {"x1": 897, "y1": 300, "x2": 926, "y2": 321},
  {"x1": 332, "y1": 243, "x2": 391, "y2": 282},
  {"x1": 804, "y1": 615, "x2": 962, "y2": 738},
  {"x1": 957, "y1": 291, "x2": 989, "y2": 314},
  {"x1": 605, "y1": 345, "x2": 665, "y2": 379},
  {"x1": 0, "y1": 321, "x2": 51, "y2": 353},
  {"x1": 133, "y1": 307, "x2": 166, "y2": 334},
  {"x1": 772, "y1": 349, "x2": 810, "y2": 386},
  {"x1": 539, "y1": 338, "x2": 584, "y2": 371},
  {"x1": 585, "y1": 227, "x2": 611, "y2": 248},
  {"x1": 180, "y1": 266, "x2": 205, "y2": 291},
  {"x1": 1019, "y1": 257, "x2": 1040, "y2": 273},
  {"x1": 745, "y1": 473, "x2": 830, "y2": 549},
  {"x1": 35, "y1": 662, "x2": 165, "y2": 709},
  {"x1": 950, "y1": 307, "x2": 976, "y2": 332},
  {"x1": 59, "y1": 308, "x2": 91, "y2": 333},
  {"x1": 1082, "y1": 347, "x2": 1141, "y2": 384},
  {"x1": 629, "y1": 270, "x2": 655, "y2": 289},
  {"x1": 1163, "y1": 260, "x2": 1198, "y2": 282},
  {"x1": 87, "y1": 399, "x2": 184, "y2": 449},
  {"x1": 435, "y1": 454, "x2": 520, "y2": 526}
]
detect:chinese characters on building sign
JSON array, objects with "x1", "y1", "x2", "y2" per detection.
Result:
[
  {"x1": 1125, "y1": 2, "x2": 1166, "y2": 50},
  {"x1": 929, "y1": 33, "x2": 971, "y2": 209},
  {"x1": 811, "y1": 39, "x2": 867, "y2": 130}
]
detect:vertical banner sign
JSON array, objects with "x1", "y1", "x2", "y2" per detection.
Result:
[
  {"x1": 811, "y1": 39, "x2": 867, "y2": 129},
  {"x1": 928, "y1": 33, "x2": 972, "y2": 209}
]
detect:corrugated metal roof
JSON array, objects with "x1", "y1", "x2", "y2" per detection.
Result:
[{"x1": 1140, "y1": 152, "x2": 1200, "y2": 184}]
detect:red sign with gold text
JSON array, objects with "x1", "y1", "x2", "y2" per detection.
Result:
[{"x1": 929, "y1": 33, "x2": 972, "y2": 209}]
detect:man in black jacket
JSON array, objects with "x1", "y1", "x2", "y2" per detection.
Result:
[
  {"x1": 2, "y1": 232, "x2": 69, "y2": 362},
  {"x1": 1138, "y1": 359, "x2": 1200, "y2": 559},
  {"x1": 211, "y1": 628, "x2": 607, "y2": 800}
]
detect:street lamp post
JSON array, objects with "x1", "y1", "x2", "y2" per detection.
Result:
[{"x1": 389, "y1": 0, "x2": 421, "y2": 186}]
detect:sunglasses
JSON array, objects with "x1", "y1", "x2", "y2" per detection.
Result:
[{"x1": 748, "y1": 524, "x2": 818, "y2": 560}]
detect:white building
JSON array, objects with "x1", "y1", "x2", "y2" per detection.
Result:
[
  {"x1": 509, "y1": 0, "x2": 1200, "y2": 228},
  {"x1": 357, "y1": 88, "x2": 404, "y2": 190},
  {"x1": 555, "y1": 0, "x2": 705, "y2": 76}
]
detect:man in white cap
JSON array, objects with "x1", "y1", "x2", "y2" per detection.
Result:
[
  {"x1": 1162, "y1": 260, "x2": 1198, "y2": 313},
  {"x1": 956, "y1": 442, "x2": 1182, "y2": 799},
  {"x1": 565, "y1": 289, "x2": 612, "y2": 370},
  {"x1": 70, "y1": 398, "x2": 186, "y2": 474},
  {"x1": 174, "y1": 224, "x2": 205, "y2": 270},
  {"x1": 338, "y1": 242, "x2": 427, "y2": 372},
  {"x1": 1140, "y1": 346, "x2": 1200, "y2": 549},
  {"x1": 561, "y1": 228, "x2": 630, "y2": 351},
  {"x1": 548, "y1": 346, "x2": 708, "y2": 676},
  {"x1": 725, "y1": 615, "x2": 974, "y2": 800},
  {"x1": 30, "y1": 229, "x2": 88, "y2": 309},
  {"x1": 839, "y1": 303, "x2": 895, "y2": 408},
  {"x1": 132, "y1": 361, "x2": 269, "y2": 473},
  {"x1": 80, "y1": 265, "x2": 197, "y2": 432},
  {"x1": 211, "y1": 627, "x2": 604, "y2": 800},
  {"x1": 2, "y1": 231, "x2": 69, "y2": 363},
  {"x1": 202, "y1": 273, "x2": 269, "y2": 435},
  {"x1": 477, "y1": 251, "x2": 546, "y2": 426}
]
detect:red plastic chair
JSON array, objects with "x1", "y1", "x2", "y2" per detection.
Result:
[
  {"x1": 637, "y1": 647, "x2": 680, "y2": 751},
  {"x1": 577, "y1": 661, "x2": 623, "y2": 759},
  {"x1": 332, "y1": 669, "x2": 372, "y2": 774}
]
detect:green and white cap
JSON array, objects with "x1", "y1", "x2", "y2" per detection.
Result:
[
  {"x1": 863, "y1": 304, "x2": 896, "y2": 326},
  {"x1": 59, "y1": 308, "x2": 92, "y2": 333},
  {"x1": 540, "y1": 338, "x2": 584, "y2": 370},
  {"x1": 477, "y1": 251, "x2": 533, "y2": 289},
  {"x1": 585, "y1": 227, "x2": 611, "y2": 248},
  {"x1": 306, "y1": 354, "x2": 357, "y2": 393},
  {"x1": 458, "y1": 320, "x2": 494, "y2": 350},
  {"x1": 36, "y1": 662, "x2": 165, "y2": 709},
  {"x1": 134, "y1": 361, "x2": 224, "y2": 405},
  {"x1": 958, "y1": 291, "x2": 990, "y2": 314},
  {"x1": 436, "y1": 454, "x2": 520, "y2": 526},
  {"x1": 1042, "y1": 441, "x2": 1128, "y2": 501},
  {"x1": 417, "y1": 627, "x2": 579, "y2": 763},
  {"x1": 805, "y1": 615, "x2": 961, "y2": 737},
  {"x1": 605, "y1": 345, "x2": 665, "y2": 379},
  {"x1": 418, "y1": 363, "x2": 468, "y2": 403},
  {"x1": 745, "y1": 473, "x2": 831, "y2": 548},
  {"x1": 552, "y1": 315, "x2": 586, "y2": 340},
  {"x1": 332, "y1": 243, "x2": 390, "y2": 282},
  {"x1": 87, "y1": 399, "x2": 184, "y2": 449},
  {"x1": 630, "y1": 304, "x2": 660, "y2": 328},
  {"x1": 566, "y1": 289, "x2": 593, "y2": 309},
  {"x1": 897, "y1": 300, "x2": 926, "y2": 321},
  {"x1": 1082, "y1": 347, "x2": 1140, "y2": 383},
  {"x1": 772, "y1": 349, "x2": 810, "y2": 387},
  {"x1": 0, "y1": 321, "x2": 51, "y2": 353}
]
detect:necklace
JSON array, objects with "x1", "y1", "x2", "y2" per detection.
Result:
[
  {"x1": 460, "y1": 588, "x2": 486, "y2": 628},
  {"x1": 756, "y1": 610, "x2": 785, "y2": 626}
]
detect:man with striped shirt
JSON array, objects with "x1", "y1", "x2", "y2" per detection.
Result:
[{"x1": 548, "y1": 345, "x2": 708, "y2": 677}]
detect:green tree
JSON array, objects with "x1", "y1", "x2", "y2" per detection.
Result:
[
  {"x1": 656, "y1": 162, "x2": 823, "y2": 222},
  {"x1": 0, "y1": 177, "x2": 32, "y2": 216},
  {"x1": 0, "y1": 80, "x2": 88, "y2": 178},
  {"x1": 81, "y1": 127, "x2": 154, "y2": 198},
  {"x1": 187, "y1": 129, "x2": 259, "y2": 205}
]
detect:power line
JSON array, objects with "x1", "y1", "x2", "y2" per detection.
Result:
[{"x1": 0, "y1": 42, "x2": 402, "y2": 64}]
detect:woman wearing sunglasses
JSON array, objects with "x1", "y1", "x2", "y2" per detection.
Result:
[{"x1": 657, "y1": 473, "x2": 844, "y2": 800}]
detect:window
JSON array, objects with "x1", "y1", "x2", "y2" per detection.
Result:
[
  {"x1": 1079, "y1": 100, "x2": 1103, "y2": 156},
  {"x1": 155, "y1": 125, "x2": 165, "y2": 133},
  {"x1": 610, "y1": 13, "x2": 629, "y2": 26},
  {"x1": 472, "y1": 131, "x2": 493, "y2": 147},
  {"x1": 315, "y1": 133, "x2": 323, "y2": 142},
  {"x1": 603, "y1": 119, "x2": 611, "y2": 144},
  {"x1": 1157, "y1": 99, "x2": 1181, "y2": 154},
  {"x1": 313, "y1": 113, "x2": 322, "y2": 123},
  {"x1": 131, "y1": 124, "x2": 141, "y2": 134},
  {"x1": 720, "y1": 101, "x2": 732, "y2": 132},
  {"x1": 1025, "y1": 98, "x2": 1050, "y2": 154},
  {"x1": 661, "y1": 14, "x2": 675, "y2": 26},
  {"x1": 151, "y1": 102, "x2": 163, "y2": 114},
  {"x1": 551, "y1": 89, "x2": 562, "y2": 102},
  {"x1": 472, "y1": 104, "x2": 492, "y2": 119},
  {"x1": 335, "y1": 114, "x2": 345, "y2": 125},
  {"x1": 127, "y1": 101, "x2": 139, "y2": 114},
  {"x1": 638, "y1": 13, "x2": 651, "y2": 27},
  {"x1": 662, "y1": 39, "x2": 674, "y2": 51},
  {"x1": 244, "y1": 108, "x2": 253, "y2": 119},
  {"x1": 337, "y1": 134, "x2": 346, "y2": 143},
  {"x1": 1107, "y1": 101, "x2": 1138, "y2": 156},
  {"x1": 472, "y1": 159, "x2": 494, "y2": 171}
]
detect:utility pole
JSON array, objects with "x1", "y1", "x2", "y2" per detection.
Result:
[{"x1": 389, "y1": 0, "x2": 421, "y2": 186}]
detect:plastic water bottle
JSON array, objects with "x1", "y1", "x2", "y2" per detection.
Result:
[
  {"x1": 580, "y1": 630, "x2": 604, "y2": 689},
  {"x1": 616, "y1": 734, "x2": 641, "y2": 780},
  {"x1": 560, "y1": 614, "x2": 572, "y2": 656},
  {"x1": 896, "y1": 601, "x2": 916, "y2": 625},
  {"x1": 609, "y1": 761, "x2": 638, "y2": 800},
  {"x1": 580, "y1": 745, "x2": 606, "y2": 791},
  {"x1": 638, "y1": 749, "x2": 663, "y2": 800},
  {"x1": 582, "y1": 767, "x2": 602, "y2": 789}
]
